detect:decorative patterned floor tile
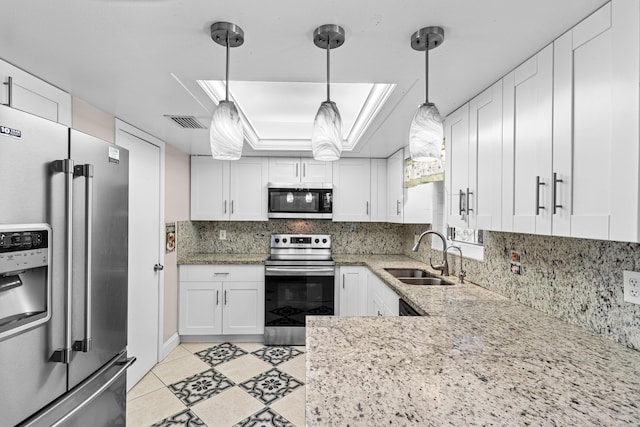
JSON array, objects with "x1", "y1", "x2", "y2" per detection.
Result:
[
  {"x1": 195, "y1": 342, "x2": 248, "y2": 367},
  {"x1": 169, "y1": 369, "x2": 234, "y2": 406},
  {"x1": 233, "y1": 407, "x2": 295, "y2": 427},
  {"x1": 251, "y1": 346, "x2": 304, "y2": 366},
  {"x1": 150, "y1": 409, "x2": 207, "y2": 426},
  {"x1": 239, "y1": 368, "x2": 304, "y2": 405}
]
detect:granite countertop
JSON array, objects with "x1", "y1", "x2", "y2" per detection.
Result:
[
  {"x1": 177, "y1": 252, "x2": 269, "y2": 264},
  {"x1": 307, "y1": 255, "x2": 640, "y2": 426}
]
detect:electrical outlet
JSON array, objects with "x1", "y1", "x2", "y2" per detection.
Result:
[
  {"x1": 623, "y1": 270, "x2": 640, "y2": 305},
  {"x1": 219, "y1": 230, "x2": 226, "y2": 240}
]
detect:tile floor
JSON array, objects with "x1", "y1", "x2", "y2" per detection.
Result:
[{"x1": 126, "y1": 342, "x2": 306, "y2": 427}]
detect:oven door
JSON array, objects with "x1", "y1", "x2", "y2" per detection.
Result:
[{"x1": 264, "y1": 266, "x2": 335, "y2": 345}]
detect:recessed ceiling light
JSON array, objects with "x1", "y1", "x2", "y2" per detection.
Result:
[{"x1": 197, "y1": 80, "x2": 395, "y2": 152}]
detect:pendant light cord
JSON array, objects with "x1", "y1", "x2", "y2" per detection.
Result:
[
  {"x1": 425, "y1": 42, "x2": 429, "y2": 104},
  {"x1": 225, "y1": 32, "x2": 230, "y2": 102},
  {"x1": 326, "y1": 33, "x2": 331, "y2": 102}
]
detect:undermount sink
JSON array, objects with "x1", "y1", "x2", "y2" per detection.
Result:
[{"x1": 383, "y1": 268, "x2": 453, "y2": 286}]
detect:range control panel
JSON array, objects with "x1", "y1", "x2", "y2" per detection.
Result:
[
  {"x1": 0, "y1": 225, "x2": 50, "y2": 274},
  {"x1": 270, "y1": 234, "x2": 331, "y2": 249}
]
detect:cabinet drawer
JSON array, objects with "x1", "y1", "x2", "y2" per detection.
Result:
[{"x1": 179, "y1": 265, "x2": 263, "y2": 282}]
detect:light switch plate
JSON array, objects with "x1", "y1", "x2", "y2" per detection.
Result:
[
  {"x1": 623, "y1": 270, "x2": 640, "y2": 305},
  {"x1": 219, "y1": 230, "x2": 226, "y2": 240}
]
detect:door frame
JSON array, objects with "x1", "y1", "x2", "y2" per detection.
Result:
[{"x1": 114, "y1": 119, "x2": 166, "y2": 363}]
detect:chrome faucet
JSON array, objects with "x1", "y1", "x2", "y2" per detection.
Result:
[
  {"x1": 445, "y1": 245, "x2": 466, "y2": 283},
  {"x1": 412, "y1": 230, "x2": 449, "y2": 276}
]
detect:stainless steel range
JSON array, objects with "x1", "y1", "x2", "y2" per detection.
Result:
[{"x1": 264, "y1": 234, "x2": 335, "y2": 345}]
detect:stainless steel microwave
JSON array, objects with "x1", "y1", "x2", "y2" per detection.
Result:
[{"x1": 268, "y1": 184, "x2": 333, "y2": 219}]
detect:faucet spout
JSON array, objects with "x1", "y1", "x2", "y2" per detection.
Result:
[
  {"x1": 412, "y1": 230, "x2": 449, "y2": 276},
  {"x1": 445, "y1": 245, "x2": 465, "y2": 283}
]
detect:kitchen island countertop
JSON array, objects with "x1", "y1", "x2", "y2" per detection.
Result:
[{"x1": 307, "y1": 255, "x2": 640, "y2": 426}]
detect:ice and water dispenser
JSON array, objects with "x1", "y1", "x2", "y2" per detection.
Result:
[{"x1": 0, "y1": 224, "x2": 51, "y2": 340}]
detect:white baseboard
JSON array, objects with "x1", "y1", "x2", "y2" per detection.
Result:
[{"x1": 160, "y1": 332, "x2": 180, "y2": 360}]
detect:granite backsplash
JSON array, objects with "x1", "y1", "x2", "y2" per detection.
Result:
[
  {"x1": 410, "y1": 228, "x2": 640, "y2": 352},
  {"x1": 177, "y1": 220, "x2": 640, "y2": 351}
]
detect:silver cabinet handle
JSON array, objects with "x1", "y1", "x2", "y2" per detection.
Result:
[
  {"x1": 3, "y1": 76, "x2": 12, "y2": 107},
  {"x1": 458, "y1": 189, "x2": 465, "y2": 215},
  {"x1": 466, "y1": 188, "x2": 473, "y2": 213},
  {"x1": 51, "y1": 159, "x2": 75, "y2": 363},
  {"x1": 216, "y1": 290, "x2": 219, "y2": 305},
  {"x1": 366, "y1": 201, "x2": 369, "y2": 215},
  {"x1": 535, "y1": 176, "x2": 545, "y2": 215},
  {"x1": 214, "y1": 272, "x2": 229, "y2": 275},
  {"x1": 396, "y1": 200, "x2": 401, "y2": 215},
  {"x1": 296, "y1": 163, "x2": 299, "y2": 178},
  {"x1": 552, "y1": 172, "x2": 563, "y2": 214},
  {"x1": 224, "y1": 290, "x2": 228, "y2": 305},
  {"x1": 342, "y1": 273, "x2": 345, "y2": 289},
  {"x1": 224, "y1": 200, "x2": 227, "y2": 214},
  {"x1": 154, "y1": 264, "x2": 164, "y2": 271},
  {"x1": 73, "y1": 164, "x2": 94, "y2": 353},
  {"x1": 231, "y1": 200, "x2": 234, "y2": 214},
  {"x1": 303, "y1": 162, "x2": 306, "y2": 178}
]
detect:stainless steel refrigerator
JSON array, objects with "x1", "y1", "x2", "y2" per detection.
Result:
[{"x1": 0, "y1": 105, "x2": 135, "y2": 426}]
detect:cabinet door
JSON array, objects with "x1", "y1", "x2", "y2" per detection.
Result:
[
  {"x1": 0, "y1": 59, "x2": 71, "y2": 126},
  {"x1": 333, "y1": 159, "x2": 371, "y2": 222},
  {"x1": 502, "y1": 44, "x2": 553, "y2": 235},
  {"x1": 553, "y1": 4, "x2": 612, "y2": 240},
  {"x1": 222, "y1": 282, "x2": 264, "y2": 335},
  {"x1": 179, "y1": 282, "x2": 223, "y2": 335},
  {"x1": 302, "y1": 159, "x2": 332, "y2": 183},
  {"x1": 229, "y1": 157, "x2": 268, "y2": 220},
  {"x1": 268, "y1": 158, "x2": 300, "y2": 183},
  {"x1": 469, "y1": 81, "x2": 503, "y2": 231},
  {"x1": 339, "y1": 267, "x2": 368, "y2": 316},
  {"x1": 368, "y1": 274, "x2": 399, "y2": 316},
  {"x1": 369, "y1": 159, "x2": 387, "y2": 222},
  {"x1": 190, "y1": 156, "x2": 229, "y2": 220},
  {"x1": 386, "y1": 149, "x2": 404, "y2": 223},
  {"x1": 444, "y1": 104, "x2": 470, "y2": 228}
]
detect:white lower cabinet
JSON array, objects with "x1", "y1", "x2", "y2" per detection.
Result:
[
  {"x1": 337, "y1": 266, "x2": 400, "y2": 317},
  {"x1": 338, "y1": 266, "x2": 369, "y2": 316},
  {"x1": 367, "y1": 273, "x2": 399, "y2": 317},
  {"x1": 179, "y1": 265, "x2": 264, "y2": 336}
]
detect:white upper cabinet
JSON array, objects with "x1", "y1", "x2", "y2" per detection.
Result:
[
  {"x1": 446, "y1": 82, "x2": 503, "y2": 232},
  {"x1": 369, "y1": 159, "x2": 388, "y2": 222},
  {"x1": 268, "y1": 157, "x2": 332, "y2": 185},
  {"x1": 333, "y1": 158, "x2": 372, "y2": 222},
  {"x1": 501, "y1": 44, "x2": 554, "y2": 235},
  {"x1": 191, "y1": 156, "x2": 268, "y2": 221},
  {"x1": 553, "y1": 3, "x2": 613, "y2": 241},
  {"x1": 444, "y1": 103, "x2": 470, "y2": 229},
  {"x1": 0, "y1": 58, "x2": 71, "y2": 126},
  {"x1": 386, "y1": 149, "x2": 404, "y2": 223}
]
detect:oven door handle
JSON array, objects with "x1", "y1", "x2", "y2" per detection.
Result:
[{"x1": 265, "y1": 266, "x2": 335, "y2": 276}]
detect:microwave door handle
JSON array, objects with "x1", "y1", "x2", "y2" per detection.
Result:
[{"x1": 73, "y1": 164, "x2": 94, "y2": 353}]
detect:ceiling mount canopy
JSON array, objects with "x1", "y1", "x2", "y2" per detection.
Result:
[
  {"x1": 311, "y1": 24, "x2": 345, "y2": 162},
  {"x1": 209, "y1": 21, "x2": 245, "y2": 161},
  {"x1": 409, "y1": 26, "x2": 445, "y2": 162}
]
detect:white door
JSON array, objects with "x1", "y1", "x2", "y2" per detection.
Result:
[
  {"x1": 222, "y1": 282, "x2": 264, "y2": 335},
  {"x1": 116, "y1": 122, "x2": 163, "y2": 390},
  {"x1": 444, "y1": 103, "x2": 470, "y2": 228},
  {"x1": 229, "y1": 157, "x2": 268, "y2": 221},
  {"x1": 333, "y1": 159, "x2": 371, "y2": 222}
]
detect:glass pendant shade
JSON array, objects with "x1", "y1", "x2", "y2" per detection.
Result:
[
  {"x1": 311, "y1": 100, "x2": 343, "y2": 161},
  {"x1": 409, "y1": 102, "x2": 443, "y2": 162},
  {"x1": 209, "y1": 100, "x2": 243, "y2": 160}
]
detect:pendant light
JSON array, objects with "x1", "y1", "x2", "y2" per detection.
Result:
[
  {"x1": 209, "y1": 22, "x2": 244, "y2": 160},
  {"x1": 311, "y1": 24, "x2": 345, "y2": 161},
  {"x1": 409, "y1": 26, "x2": 445, "y2": 162}
]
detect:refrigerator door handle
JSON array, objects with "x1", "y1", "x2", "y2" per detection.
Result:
[
  {"x1": 51, "y1": 159, "x2": 75, "y2": 364},
  {"x1": 22, "y1": 352, "x2": 136, "y2": 427},
  {"x1": 73, "y1": 164, "x2": 94, "y2": 353}
]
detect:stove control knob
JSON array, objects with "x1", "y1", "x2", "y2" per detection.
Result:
[
  {"x1": 322, "y1": 238, "x2": 327, "y2": 244},
  {"x1": 283, "y1": 238, "x2": 288, "y2": 244},
  {"x1": 274, "y1": 238, "x2": 280, "y2": 244},
  {"x1": 315, "y1": 238, "x2": 320, "y2": 243}
]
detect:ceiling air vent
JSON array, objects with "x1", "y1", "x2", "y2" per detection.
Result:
[{"x1": 164, "y1": 115, "x2": 206, "y2": 129}]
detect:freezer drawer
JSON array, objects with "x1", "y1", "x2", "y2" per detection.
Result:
[{"x1": 20, "y1": 351, "x2": 135, "y2": 427}]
